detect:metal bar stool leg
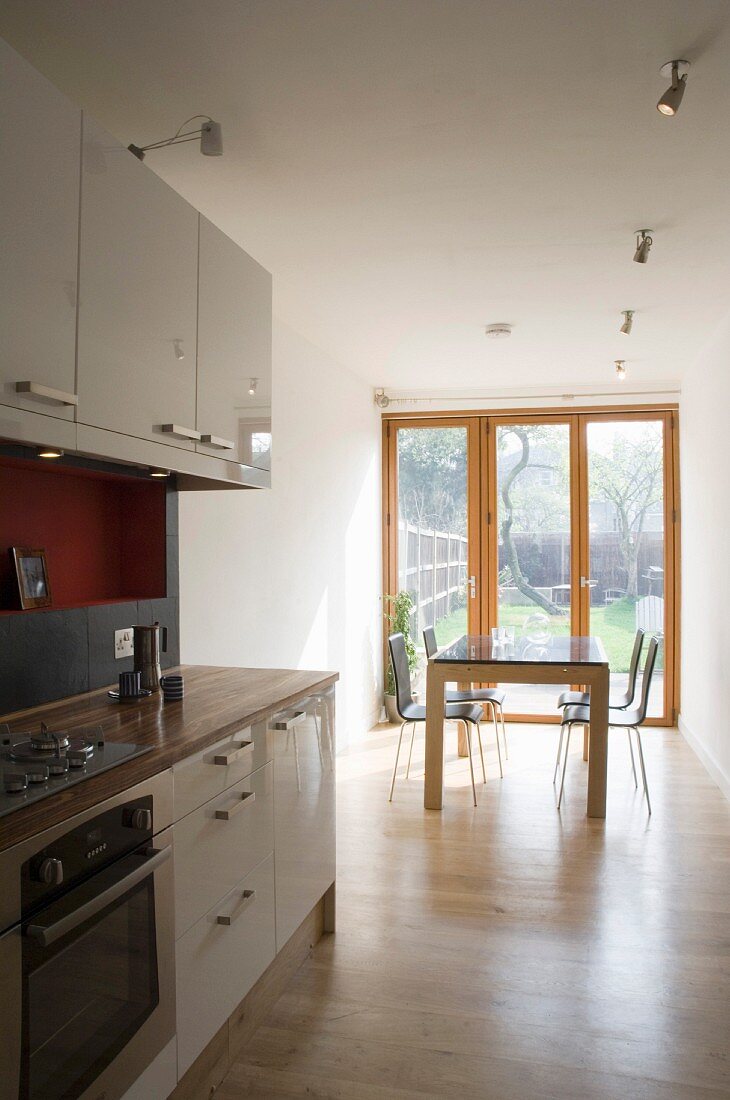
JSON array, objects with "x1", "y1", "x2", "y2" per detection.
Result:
[
  {"x1": 627, "y1": 727, "x2": 638, "y2": 787},
  {"x1": 554, "y1": 725, "x2": 565, "y2": 785},
  {"x1": 476, "y1": 719, "x2": 486, "y2": 783},
  {"x1": 557, "y1": 723, "x2": 572, "y2": 809},
  {"x1": 389, "y1": 720, "x2": 408, "y2": 802},
  {"x1": 464, "y1": 722, "x2": 478, "y2": 807},
  {"x1": 635, "y1": 728, "x2": 652, "y2": 816},
  {"x1": 405, "y1": 722, "x2": 417, "y2": 778}
]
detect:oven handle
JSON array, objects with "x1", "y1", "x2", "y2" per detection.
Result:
[{"x1": 25, "y1": 846, "x2": 171, "y2": 948}]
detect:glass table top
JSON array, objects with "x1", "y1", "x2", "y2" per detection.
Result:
[{"x1": 434, "y1": 634, "x2": 608, "y2": 665}]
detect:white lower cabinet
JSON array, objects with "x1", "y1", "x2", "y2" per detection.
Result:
[
  {"x1": 175, "y1": 853, "x2": 276, "y2": 1077},
  {"x1": 174, "y1": 762, "x2": 274, "y2": 939},
  {"x1": 172, "y1": 719, "x2": 271, "y2": 821}
]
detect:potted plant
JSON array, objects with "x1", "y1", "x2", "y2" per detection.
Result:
[{"x1": 383, "y1": 591, "x2": 419, "y2": 723}]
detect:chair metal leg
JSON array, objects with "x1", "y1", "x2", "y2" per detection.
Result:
[
  {"x1": 405, "y1": 721, "x2": 417, "y2": 778},
  {"x1": 554, "y1": 725, "x2": 565, "y2": 785},
  {"x1": 464, "y1": 722, "x2": 478, "y2": 807},
  {"x1": 488, "y1": 702, "x2": 500, "y2": 762},
  {"x1": 494, "y1": 710, "x2": 503, "y2": 779},
  {"x1": 389, "y1": 720, "x2": 408, "y2": 802},
  {"x1": 635, "y1": 728, "x2": 651, "y2": 816},
  {"x1": 476, "y1": 720, "x2": 486, "y2": 783},
  {"x1": 627, "y1": 727, "x2": 638, "y2": 787},
  {"x1": 498, "y1": 703, "x2": 508, "y2": 759},
  {"x1": 557, "y1": 723, "x2": 572, "y2": 809}
]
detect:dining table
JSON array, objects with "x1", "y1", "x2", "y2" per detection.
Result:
[{"x1": 425, "y1": 633, "x2": 610, "y2": 817}]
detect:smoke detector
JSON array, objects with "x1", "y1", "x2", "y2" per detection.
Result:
[{"x1": 485, "y1": 323, "x2": 512, "y2": 339}]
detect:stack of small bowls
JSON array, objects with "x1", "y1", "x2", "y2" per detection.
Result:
[{"x1": 160, "y1": 674, "x2": 184, "y2": 702}]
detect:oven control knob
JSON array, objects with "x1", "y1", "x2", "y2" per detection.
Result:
[
  {"x1": 128, "y1": 808, "x2": 152, "y2": 831},
  {"x1": 37, "y1": 857, "x2": 64, "y2": 886}
]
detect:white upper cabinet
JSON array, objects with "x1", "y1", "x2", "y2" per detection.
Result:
[
  {"x1": 0, "y1": 39, "x2": 80, "y2": 422},
  {"x1": 77, "y1": 116, "x2": 199, "y2": 450},
  {"x1": 196, "y1": 218, "x2": 272, "y2": 469}
]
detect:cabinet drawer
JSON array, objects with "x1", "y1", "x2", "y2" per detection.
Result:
[
  {"x1": 173, "y1": 718, "x2": 272, "y2": 820},
  {"x1": 176, "y1": 854, "x2": 275, "y2": 1078},
  {"x1": 174, "y1": 762, "x2": 273, "y2": 939}
]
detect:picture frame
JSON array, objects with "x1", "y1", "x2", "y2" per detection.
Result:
[{"x1": 11, "y1": 547, "x2": 52, "y2": 610}]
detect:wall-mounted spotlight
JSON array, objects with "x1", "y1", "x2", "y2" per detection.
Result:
[
  {"x1": 620, "y1": 310, "x2": 635, "y2": 335},
  {"x1": 149, "y1": 468, "x2": 171, "y2": 478},
  {"x1": 374, "y1": 388, "x2": 390, "y2": 408},
  {"x1": 173, "y1": 339, "x2": 185, "y2": 361},
  {"x1": 615, "y1": 360, "x2": 627, "y2": 380},
  {"x1": 248, "y1": 378, "x2": 258, "y2": 396},
  {"x1": 128, "y1": 116, "x2": 223, "y2": 161},
  {"x1": 657, "y1": 60, "x2": 690, "y2": 116},
  {"x1": 633, "y1": 230, "x2": 653, "y2": 264},
  {"x1": 37, "y1": 447, "x2": 64, "y2": 459}
]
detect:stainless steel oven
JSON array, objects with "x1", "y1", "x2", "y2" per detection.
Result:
[{"x1": 0, "y1": 771, "x2": 174, "y2": 1100}]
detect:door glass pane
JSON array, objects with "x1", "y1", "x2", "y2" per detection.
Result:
[
  {"x1": 586, "y1": 420, "x2": 665, "y2": 718},
  {"x1": 396, "y1": 426, "x2": 470, "y2": 652},
  {"x1": 496, "y1": 423, "x2": 572, "y2": 714}
]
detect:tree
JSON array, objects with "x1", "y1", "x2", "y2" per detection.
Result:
[
  {"x1": 397, "y1": 427, "x2": 467, "y2": 533},
  {"x1": 589, "y1": 428, "x2": 663, "y2": 598}
]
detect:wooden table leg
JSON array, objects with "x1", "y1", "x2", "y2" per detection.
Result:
[
  {"x1": 424, "y1": 663, "x2": 445, "y2": 809},
  {"x1": 586, "y1": 666, "x2": 609, "y2": 818},
  {"x1": 456, "y1": 679, "x2": 470, "y2": 756},
  {"x1": 583, "y1": 727, "x2": 589, "y2": 762}
]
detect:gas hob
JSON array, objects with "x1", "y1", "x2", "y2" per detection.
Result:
[{"x1": 0, "y1": 722, "x2": 151, "y2": 818}]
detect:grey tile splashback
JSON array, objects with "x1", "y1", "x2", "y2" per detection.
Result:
[{"x1": 0, "y1": 486, "x2": 180, "y2": 715}]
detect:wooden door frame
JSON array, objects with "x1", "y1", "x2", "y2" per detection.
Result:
[{"x1": 382, "y1": 404, "x2": 680, "y2": 726}]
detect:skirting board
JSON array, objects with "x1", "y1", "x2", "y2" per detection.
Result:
[
  {"x1": 678, "y1": 715, "x2": 730, "y2": 802},
  {"x1": 170, "y1": 891, "x2": 328, "y2": 1100}
]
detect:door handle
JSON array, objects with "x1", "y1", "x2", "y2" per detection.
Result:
[
  {"x1": 160, "y1": 424, "x2": 201, "y2": 441},
  {"x1": 467, "y1": 576, "x2": 476, "y2": 599},
  {"x1": 215, "y1": 889, "x2": 256, "y2": 926},
  {"x1": 199, "y1": 434, "x2": 235, "y2": 450},
  {"x1": 15, "y1": 381, "x2": 78, "y2": 407},
  {"x1": 212, "y1": 739, "x2": 253, "y2": 766},
  {"x1": 214, "y1": 790, "x2": 256, "y2": 820}
]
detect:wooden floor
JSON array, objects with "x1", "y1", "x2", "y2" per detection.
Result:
[{"x1": 218, "y1": 720, "x2": 730, "y2": 1098}]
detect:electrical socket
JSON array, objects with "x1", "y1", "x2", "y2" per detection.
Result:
[{"x1": 115, "y1": 628, "x2": 134, "y2": 660}]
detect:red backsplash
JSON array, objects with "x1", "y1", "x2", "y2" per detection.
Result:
[{"x1": 0, "y1": 457, "x2": 166, "y2": 612}]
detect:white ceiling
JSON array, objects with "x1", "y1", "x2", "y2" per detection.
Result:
[{"x1": 2, "y1": 0, "x2": 730, "y2": 391}]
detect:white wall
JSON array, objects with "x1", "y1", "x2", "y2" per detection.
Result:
[
  {"x1": 679, "y1": 312, "x2": 730, "y2": 799},
  {"x1": 179, "y1": 319, "x2": 382, "y2": 746}
]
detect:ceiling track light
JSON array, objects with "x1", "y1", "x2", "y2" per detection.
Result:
[
  {"x1": 633, "y1": 229, "x2": 653, "y2": 264},
  {"x1": 657, "y1": 59, "x2": 690, "y2": 116},
  {"x1": 615, "y1": 360, "x2": 627, "y2": 380},
  {"x1": 619, "y1": 310, "x2": 635, "y2": 335},
  {"x1": 128, "y1": 115, "x2": 223, "y2": 161}
]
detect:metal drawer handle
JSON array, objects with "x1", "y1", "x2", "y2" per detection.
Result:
[
  {"x1": 200, "y1": 434, "x2": 235, "y2": 450},
  {"x1": 215, "y1": 790, "x2": 256, "y2": 820},
  {"x1": 216, "y1": 889, "x2": 256, "y2": 926},
  {"x1": 212, "y1": 739, "x2": 253, "y2": 766},
  {"x1": 160, "y1": 423, "x2": 202, "y2": 441},
  {"x1": 271, "y1": 711, "x2": 306, "y2": 731},
  {"x1": 16, "y1": 381, "x2": 78, "y2": 407}
]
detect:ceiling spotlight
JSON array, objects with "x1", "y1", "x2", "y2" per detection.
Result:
[
  {"x1": 37, "y1": 447, "x2": 64, "y2": 459},
  {"x1": 248, "y1": 378, "x2": 258, "y2": 396},
  {"x1": 149, "y1": 467, "x2": 171, "y2": 478},
  {"x1": 657, "y1": 60, "x2": 690, "y2": 116},
  {"x1": 619, "y1": 310, "x2": 635, "y2": 335},
  {"x1": 633, "y1": 229, "x2": 653, "y2": 264},
  {"x1": 485, "y1": 323, "x2": 512, "y2": 339},
  {"x1": 615, "y1": 360, "x2": 627, "y2": 380},
  {"x1": 128, "y1": 116, "x2": 223, "y2": 161}
]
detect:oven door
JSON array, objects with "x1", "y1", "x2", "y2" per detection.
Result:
[{"x1": 0, "y1": 828, "x2": 174, "y2": 1100}]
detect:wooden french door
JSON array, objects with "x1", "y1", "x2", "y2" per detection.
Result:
[{"x1": 383, "y1": 407, "x2": 679, "y2": 725}]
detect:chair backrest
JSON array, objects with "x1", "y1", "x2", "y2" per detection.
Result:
[
  {"x1": 635, "y1": 635, "x2": 660, "y2": 723},
  {"x1": 388, "y1": 633, "x2": 414, "y2": 717},
  {"x1": 423, "y1": 626, "x2": 437, "y2": 659},
  {"x1": 626, "y1": 628, "x2": 646, "y2": 704}
]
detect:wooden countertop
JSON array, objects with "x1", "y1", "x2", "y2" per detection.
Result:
[{"x1": 0, "y1": 665, "x2": 338, "y2": 853}]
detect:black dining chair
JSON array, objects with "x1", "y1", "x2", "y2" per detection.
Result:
[
  {"x1": 423, "y1": 626, "x2": 509, "y2": 759},
  {"x1": 553, "y1": 628, "x2": 645, "y2": 783},
  {"x1": 557, "y1": 635, "x2": 660, "y2": 814},
  {"x1": 388, "y1": 632, "x2": 495, "y2": 806}
]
